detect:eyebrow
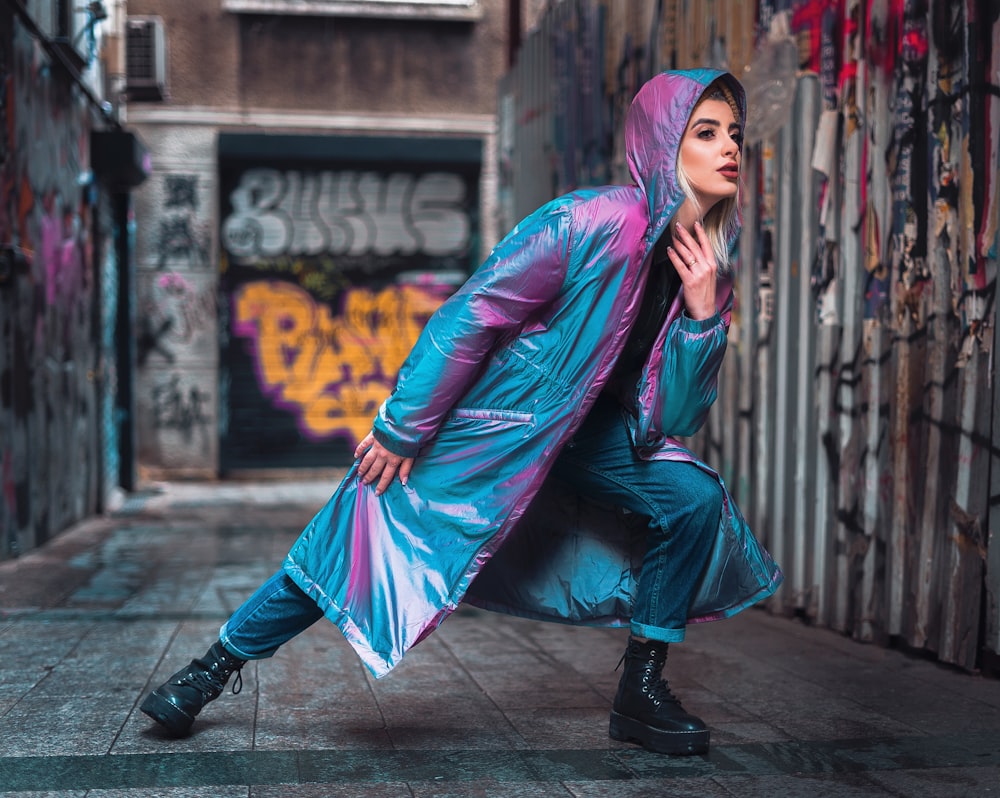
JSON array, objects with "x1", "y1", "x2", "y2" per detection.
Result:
[{"x1": 690, "y1": 117, "x2": 741, "y2": 129}]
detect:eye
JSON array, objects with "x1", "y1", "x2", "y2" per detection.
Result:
[
  {"x1": 697, "y1": 128, "x2": 715, "y2": 140},
  {"x1": 731, "y1": 131, "x2": 744, "y2": 149}
]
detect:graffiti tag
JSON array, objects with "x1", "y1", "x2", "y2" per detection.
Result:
[
  {"x1": 231, "y1": 280, "x2": 447, "y2": 443},
  {"x1": 221, "y1": 169, "x2": 471, "y2": 260},
  {"x1": 156, "y1": 174, "x2": 210, "y2": 269},
  {"x1": 151, "y1": 373, "x2": 212, "y2": 436}
]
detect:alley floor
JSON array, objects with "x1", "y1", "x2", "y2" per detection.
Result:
[{"x1": 1, "y1": 479, "x2": 998, "y2": 797}]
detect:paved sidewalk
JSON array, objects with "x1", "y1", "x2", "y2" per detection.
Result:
[{"x1": 1, "y1": 480, "x2": 999, "y2": 797}]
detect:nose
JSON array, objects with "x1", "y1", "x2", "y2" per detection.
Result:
[{"x1": 723, "y1": 134, "x2": 740, "y2": 157}]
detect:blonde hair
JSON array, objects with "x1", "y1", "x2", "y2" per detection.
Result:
[{"x1": 675, "y1": 80, "x2": 743, "y2": 273}]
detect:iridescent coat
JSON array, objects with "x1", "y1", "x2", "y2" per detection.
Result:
[{"x1": 285, "y1": 68, "x2": 783, "y2": 678}]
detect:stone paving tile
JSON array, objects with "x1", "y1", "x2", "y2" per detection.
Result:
[
  {"x1": 378, "y1": 710, "x2": 529, "y2": 751},
  {"x1": 2, "y1": 483, "x2": 1000, "y2": 795},
  {"x1": 253, "y1": 706, "x2": 396, "y2": 752},
  {"x1": 0, "y1": 687, "x2": 28, "y2": 717},
  {"x1": 85, "y1": 790, "x2": 249, "y2": 798},
  {"x1": 408, "y1": 781, "x2": 581, "y2": 797},
  {"x1": 690, "y1": 611, "x2": 1000, "y2": 726},
  {"x1": 0, "y1": 620, "x2": 94, "y2": 676},
  {"x1": 0, "y1": 694, "x2": 127, "y2": 757},
  {"x1": 501, "y1": 707, "x2": 622, "y2": 751},
  {"x1": 564, "y1": 777, "x2": 737, "y2": 797},
  {"x1": 0, "y1": 793, "x2": 89, "y2": 798},
  {"x1": 865, "y1": 765, "x2": 1000, "y2": 796},
  {"x1": 254, "y1": 626, "x2": 372, "y2": 686},
  {"x1": 480, "y1": 684, "x2": 610, "y2": 712},
  {"x1": 251, "y1": 785, "x2": 410, "y2": 797},
  {"x1": 706, "y1": 719, "x2": 795, "y2": 746},
  {"x1": 670, "y1": 626, "x2": 932, "y2": 742},
  {"x1": 695, "y1": 772, "x2": 892, "y2": 797}
]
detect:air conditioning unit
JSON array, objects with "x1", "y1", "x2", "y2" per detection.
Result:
[{"x1": 125, "y1": 16, "x2": 167, "y2": 101}]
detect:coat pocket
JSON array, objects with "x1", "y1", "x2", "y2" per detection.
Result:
[
  {"x1": 450, "y1": 407, "x2": 535, "y2": 424},
  {"x1": 424, "y1": 406, "x2": 539, "y2": 472}
]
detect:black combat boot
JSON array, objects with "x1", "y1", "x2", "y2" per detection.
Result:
[
  {"x1": 609, "y1": 636, "x2": 709, "y2": 755},
  {"x1": 140, "y1": 641, "x2": 246, "y2": 737}
]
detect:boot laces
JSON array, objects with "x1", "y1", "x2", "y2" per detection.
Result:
[
  {"x1": 180, "y1": 668, "x2": 226, "y2": 695},
  {"x1": 642, "y1": 670, "x2": 681, "y2": 708},
  {"x1": 178, "y1": 660, "x2": 244, "y2": 696}
]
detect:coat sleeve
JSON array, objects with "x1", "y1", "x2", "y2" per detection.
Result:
[
  {"x1": 635, "y1": 286, "x2": 733, "y2": 443},
  {"x1": 372, "y1": 204, "x2": 573, "y2": 457}
]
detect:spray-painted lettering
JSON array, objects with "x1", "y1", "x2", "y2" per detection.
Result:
[
  {"x1": 165, "y1": 174, "x2": 199, "y2": 210},
  {"x1": 151, "y1": 373, "x2": 212, "y2": 437},
  {"x1": 221, "y1": 170, "x2": 470, "y2": 260},
  {"x1": 137, "y1": 272, "x2": 218, "y2": 365},
  {"x1": 155, "y1": 174, "x2": 210, "y2": 269},
  {"x1": 232, "y1": 280, "x2": 447, "y2": 443}
]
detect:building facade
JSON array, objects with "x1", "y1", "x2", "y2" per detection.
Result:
[{"x1": 124, "y1": 0, "x2": 543, "y2": 478}]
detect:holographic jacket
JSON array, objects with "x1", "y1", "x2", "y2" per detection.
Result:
[{"x1": 285, "y1": 68, "x2": 783, "y2": 678}]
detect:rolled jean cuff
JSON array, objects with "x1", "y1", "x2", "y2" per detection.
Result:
[
  {"x1": 630, "y1": 620, "x2": 686, "y2": 643},
  {"x1": 218, "y1": 623, "x2": 279, "y2": 661}
]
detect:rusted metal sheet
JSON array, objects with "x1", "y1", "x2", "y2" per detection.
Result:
[{"x1": 502, "y1": 0, "x2": 998, "y2": 672}]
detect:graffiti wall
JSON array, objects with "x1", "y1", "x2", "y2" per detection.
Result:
[
  {"x1": 502, "y1": 0, "x2": 999, "y2": 671},
  {"x1": 218, "y1": 134, "x2": 481, "y2": 470},
  {"x1": 0, "y1": 17, "x2": 107, "y2": 558},
  {"x1": 131, "y1": 126, "x2": 221, "y2": 476}
]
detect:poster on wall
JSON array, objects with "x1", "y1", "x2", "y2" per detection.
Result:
[{"x1": 217, "y1": 133, "x2": 481, "y2": 471}]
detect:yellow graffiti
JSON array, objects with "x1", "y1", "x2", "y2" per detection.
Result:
[{"x1": 233, "y1": 280, "x2": 446, "y2": 443}]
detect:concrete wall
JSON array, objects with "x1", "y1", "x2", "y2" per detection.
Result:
[{"x1": 130, "y1": 125, "x2": 219, "y2": 475}]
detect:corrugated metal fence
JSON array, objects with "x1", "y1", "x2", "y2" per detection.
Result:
[{"x1": 500, "y1": 0, "x2": 999, "y2": 671}]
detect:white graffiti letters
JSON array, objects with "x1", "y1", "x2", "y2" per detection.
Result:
[{"x1": 222, "y1": 169, "x2": 470, "y2": 259}]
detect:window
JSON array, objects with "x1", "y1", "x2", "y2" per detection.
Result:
[{"x1": 125, "y1": 16, "x2": 167, "y2": 101}]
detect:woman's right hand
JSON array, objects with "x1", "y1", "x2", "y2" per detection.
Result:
[{"x1": 354, "y1": 432, "x2": 415, "y2": 496}]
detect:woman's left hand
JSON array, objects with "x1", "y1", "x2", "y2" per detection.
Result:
[{"x1": 667, "y1": 221, "x2": 718, "y2": 321}]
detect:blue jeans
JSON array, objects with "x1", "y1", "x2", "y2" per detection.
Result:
[
  {"x1": 219, "y1": 396, "x2": 721, "y2": 658},
  {"x1": 220, "y1": 569, "x2": 323, "y2": 660},
  {"x1": 549, "y1": 395, "x2": 721, "y2": 642}
]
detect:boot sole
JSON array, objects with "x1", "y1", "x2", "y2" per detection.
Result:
[
  {"x1": 609, "y1": 711, "x2": 710, "y2": 755},
  {"x1": 140, "y1": 691, "x2": 195, "y2": 737}
]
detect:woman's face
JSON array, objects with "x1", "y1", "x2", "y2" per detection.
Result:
[{"x1": 678, "y1": 98, "x2": 742, "y2": 209}]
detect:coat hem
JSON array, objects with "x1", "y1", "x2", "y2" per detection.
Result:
[{"x1": 282, "y1": 556, "x2": 397, "y2": 679}]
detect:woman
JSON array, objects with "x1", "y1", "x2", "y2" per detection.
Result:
[{"x1": 141, "y1": 68, "x2": 782, "y2": 756}]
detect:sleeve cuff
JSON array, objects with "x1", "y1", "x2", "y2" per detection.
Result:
[
  {"x1": 678, "y1": 311, "x2": 723, "y2": 334},
  {"x1": 371, "y1": 426, "x2": 421, "y2": 459}
]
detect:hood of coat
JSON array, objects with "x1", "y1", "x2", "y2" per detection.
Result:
[{"x1": 624, "y1": 68, "x2": 746, "y2": 246}]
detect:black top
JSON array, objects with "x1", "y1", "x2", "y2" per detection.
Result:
[{"x1": 612, "y1": 232, "x2": 682, "y2": 379}]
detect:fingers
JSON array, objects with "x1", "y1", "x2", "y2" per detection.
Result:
[
  {"x1": 398, "y1": 457, "x2": 414, "y2": 486},
  {"x1": 665, "y1": 242, "x2": 688, "y2": 273},
  {"x1": 374, "y1": 458, "x2": 399, "y2": 496},
  {"x1": 667, "y1": 223, "x2": 718, "y2": 321},
  {"x1": 355, "y1": 433, "x2": 414, "y2": 496},
  {"x1": 671, "y1": 221, "x2": 715, "y2": 271},
  {"x1": 354, "y1": 432, "x2": 375, "y2": 460},
  {"x1": 359, "y1": 445, "x2": 400, "y2": 495}
]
